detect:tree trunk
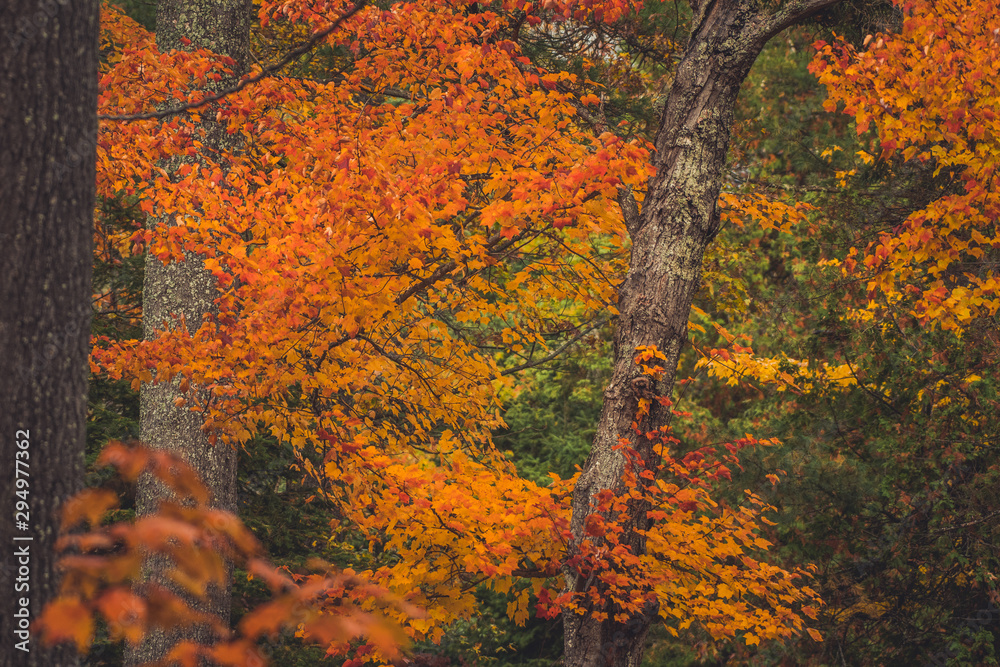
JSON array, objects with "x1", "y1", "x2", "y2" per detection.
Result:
[
  {"x1": 562, "y1": 2, "x2": 840, "y2": 665},
  {"x1": 126, "y1": 1, "x2": 250, "y2": 664},
  {"x1": 0, "y1": 0, "x2": 99, "y2": 665}
]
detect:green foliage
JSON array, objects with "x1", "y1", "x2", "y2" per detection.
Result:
[
  {"x1": 725, "y1": 313, "x2": 1000, "y2": 665},
  {"x1": 411, "y1": 587, "x2": 563, "y2": 666},
  {"x1": 733, "y1": 26, "x2": 848, "y2": 188},
  {"x1": 110, "y1": 0, "x2": 155, "y2": 31},
  {"x1": 232, "y1": 435, "x2": 384, "y2": 664},
  {"x1": 88, "y1": 197, "x2": 143, "y2": 490},
  {"x1": 496, "y1": 330, "x2": 612, "y2": 485}
]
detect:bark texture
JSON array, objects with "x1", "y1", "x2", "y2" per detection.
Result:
[
  {"x1": 562, "y1": 2, "x2": 840, "y2": 665},
  {"x1": 126, "y1": 2, "x2": 250, "y2": 665},
  {"x1": 0, "y1": 0, "x2": 99, "y2": 664}
]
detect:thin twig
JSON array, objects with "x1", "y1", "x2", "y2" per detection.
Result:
[{"x1": 501, "y1": 319, "x2": 607, "y2": 376}]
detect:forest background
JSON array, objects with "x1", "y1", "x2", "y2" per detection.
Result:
[{"x1": 3, "y1": 0, "x2": 999, "y2": 665}]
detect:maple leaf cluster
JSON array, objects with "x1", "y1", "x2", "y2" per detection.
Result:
[{"x1": 811, "y1": 0, "x2": 1000, "y2": 332}]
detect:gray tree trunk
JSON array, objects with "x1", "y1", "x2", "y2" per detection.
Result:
[
  {"x1": 562, "y1": 2, "x2": 841, "y2": 665},
  {"x1": 126, "y1": 1, "x2": 250, "y2": 664},
  {"x1": 0, "y1": 0, "x2": 99, "y2": 665}
]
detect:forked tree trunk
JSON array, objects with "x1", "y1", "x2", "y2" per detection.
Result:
[
  {"x1": 0, "y1": 1, "x2": 98, "y2": 666},
  {"x1": 562, "y1": 2, "x2": 840, "y2": 665},
  {"x1": 127, "y1": 1, "x2": 250, "y2": 665}
]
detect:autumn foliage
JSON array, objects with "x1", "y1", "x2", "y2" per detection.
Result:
[
  {"x1": 811, "y1": 0, "x2": 1000, "y2": 332},
  {"x1": 38, "y1": 441, "x2": 416, "y2": 665},
  {"x1": 52, "y1": 0, "x2": 840, "y2": 662}
]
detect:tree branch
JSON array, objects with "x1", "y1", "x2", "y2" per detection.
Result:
[
  {"x1": 98, "y1": 0, "x2": 368, "y2": 122},
  {"x1": 618, "y1": 186, "x2": 641, "y2": 235},
  {"x1": 759, "y1": 0, "x2": 842, "y2": 44},
  {"x1": 393, "y1": 227, "x2": 535, "y2": 306},
  {"x1": 500, "y1": 319, "x2": 608, "y2": 377}
]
